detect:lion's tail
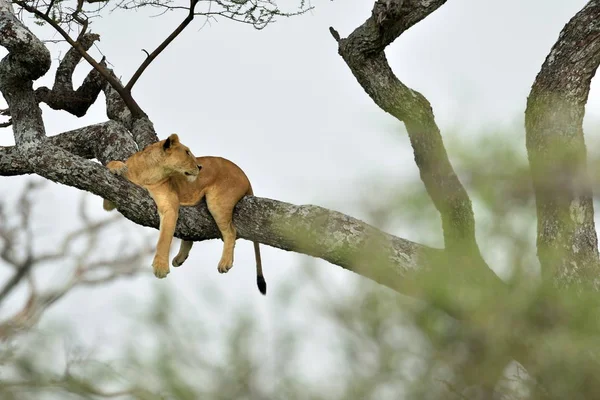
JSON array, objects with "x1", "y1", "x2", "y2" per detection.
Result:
[
  {"x1": 254, "y1": 241, "x2": 266, "y2": 295},
  {"x1": 247, "y1": 186, "x2": 266, "y2": 295}
]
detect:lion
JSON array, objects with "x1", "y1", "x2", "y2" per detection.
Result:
[{"x1": 102, "y1": 133, "x2": 266, "y2": 295}]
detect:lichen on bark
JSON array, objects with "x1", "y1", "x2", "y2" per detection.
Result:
[{"x1": 525, "y1": 0, "x2": 600, "y2": 290}]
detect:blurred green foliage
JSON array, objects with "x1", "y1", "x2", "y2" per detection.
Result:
[{"x1": 3, "y1": 127, "x2": 600, "y2": 399}]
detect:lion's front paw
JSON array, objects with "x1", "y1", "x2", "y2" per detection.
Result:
[
  {"x1": 172, "y1": 254, "x2": 188, "y2": 268},
  {"x1": 152, "y1": 257, "x2": 170, "y2": 278},
  {"x1": 217, "y1": 257, "x2": 233, "y2": 274},
  {"x1": 106, "y1": 161, "x2": 128, "y2": 176}
]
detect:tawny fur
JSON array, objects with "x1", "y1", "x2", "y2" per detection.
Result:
[{"x1": 103, "y1": 133, "x2": 266, "y2": 295}]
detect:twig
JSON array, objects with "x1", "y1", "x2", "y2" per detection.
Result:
[
  {"x1": 125, "y1": 0, "x2": 200, "y2": 91},
  {"x1": 329, "y1": 26, "x2": 340, "y2": 42},
  {"x1": 0, "y1": 377, "x2": 153, "y2": 398},
  {"x1": 45, "y1": 0, "x2": 56, "y2": 16},
  {"x1": 72, "y1": 0, "x2": 89, "y2": 39},
  {"x1": 0, "y1": 257, "x2": 33, "y2": 304},
  {"x1": 14, "y1": 1, "x2": 148, "y2": 120}
]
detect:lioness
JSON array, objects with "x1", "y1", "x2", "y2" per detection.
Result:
[{"x1": 102, "y1": 134, "x2": 266, "y2": 295}]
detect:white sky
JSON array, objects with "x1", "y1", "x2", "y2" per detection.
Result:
[{"x1": 1, "y1": 0, "x2": 599, "y2": 392}]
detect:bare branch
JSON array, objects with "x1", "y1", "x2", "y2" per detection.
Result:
[
  {"x1": 0, "y1": 191, "x2": 151, "y2": 341},
  {"x1": 0, "y1": 120, "x2": 137, "y2": 177},
  {"x1": 45, "y1": 0, "x2": 56, "y2": 16},
  {"x1": 0, "y1": 137, "x2": 507, "y2": 316},
  {"x1": 0, "y1": 135, "x2": 429, "y2": 278},
  {"x1": 329, "y1": 26, "x2": 340, "y2": 42},
  {"x1": 525, "y1": 0, "x2": 600, "y2": 289},
  {"x1": 332, "y1": 0, "x2": 483, "y2": 261},
  {"x1": 14, "y1": 0, "x2": 148, "y2": 120},
  {"x1": 0, "y1": 373, "x2": 156, "y2": 398},
  {"x1": 0, "y1": 180, "x2": 47, "y2": 303},
  {"x1": 114, "y1": 0, "x2": 312, "y2": 30},
  {"x1": 34, "y1": 33, "x2": 105, "y2": 117},
  {"x1": 0, "y1": 258, "x2": 33, "y2": 304},
  {"x1": 125, "y1": 0, "x2": 200, "y2": 91},
  {"x1": 0, "y1": 204, "x2": 18, "y2": 266}
]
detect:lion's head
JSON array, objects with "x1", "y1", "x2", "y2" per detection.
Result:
[{"x1": 157, "y1": 133, "x2": 201, "y2": 182}]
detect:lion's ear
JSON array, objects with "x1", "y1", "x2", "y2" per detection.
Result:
[{"x1": 163, "y1": 134, "x2": 179, "y2": 150}]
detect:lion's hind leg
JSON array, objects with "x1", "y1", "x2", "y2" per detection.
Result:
[
  {"x1": 172, "y1": 240, "x2": 193, "y2": 267},
  {"x1": 206, "y1": 191, "x2": 242, "y2": 274},
  {"x1": 103, "y1": 161, "x2": 128, "y2": 211}
]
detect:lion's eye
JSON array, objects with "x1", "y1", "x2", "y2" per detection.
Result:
[{"x1": 186, "y1": 150, "x2": 191, "y2": 156}]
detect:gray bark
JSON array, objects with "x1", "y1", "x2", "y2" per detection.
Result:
[
  {"x1": 525, "y1": 0, "x2": 600, "y2": 290},
  {"x1": 34, "y1": 34, "x2": 105, "y2": 117},
  {"x1": 331, "y1": 0, "x2": 483, "y2": 263},
  {"x1": 0, "y1": 130, "x2": 438, "y2": 294},
  {"x1": 328, "y1": 1, "x2": 509, "y2": 395},
  {"x1": 0, "y1": 0, "x2": 455, "y2": 302}
]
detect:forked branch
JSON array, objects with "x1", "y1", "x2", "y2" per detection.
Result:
[
  {"x1": 14, "y1": 0, "x2": 148, "y2": 119},
  {"x1": 331, "y1": 0, "x2": 483, "y2": 261},
  {"x1": 0, "y1": 186, "x2": 152, "y2": 341},
  {"x1": 35, "y1": 33, "x2": 105, "y2": 117},
  {"x1": 16, "y1": 0, "x2": 206, "y2": 120},
  {"x1": 125, "y1": 0, "x2": 200, "y2": 91}
]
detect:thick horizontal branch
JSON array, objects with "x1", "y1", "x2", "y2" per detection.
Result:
[
  {"x1": 333, "y1": 0, "x2": 482, "y2": 260},
  {"x1": 31, "y1": 142, "x2": 435, "y2": 291},
  {"x1": 525, "y1": 0, "x2": 600, "y2": 288},
  {"x1": 0, "y1": 123, "x2": 428, "y2": 292},
  {"x1": 0, "y1": 121, "x2": 136, "y2": 175},
  {"x1": 0, "y1": 124, "x2": 508, "y2": 316},
  {"x1": 0, "y1": 126, "x2": 431, "y2": 287}
]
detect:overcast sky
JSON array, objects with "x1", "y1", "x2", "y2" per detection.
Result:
[{"x1": 1, "y1": 0, "x2": 599, "y2": 392}]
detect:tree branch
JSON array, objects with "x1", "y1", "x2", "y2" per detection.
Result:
[
  {"x1": 525, "y1": 0, "x2": 600, "y2": 289},
  {"x1": 331, "y1": 0, "x2": 482, "y2": 261},
  {"x1": 0, "y1": 133, "x2": 429, "y2": 282},
  {"x1": 35, "y1": 33, "x2": 105, "y2": 117},
  {"x1": 0, "y1": 0, "x2": 50, "y2": 144},
  {"x1": 125, "y1": 0, "x2": 200, "y2": 91},
  {"x1": 14, "y1": 0, "x2": 184, "y2": 150},
  {"x1": 0, "y1": 120, "x2": 137, "y2": 175},
  {"x1": 0, "y1": 130, "x2": 509, "y2": 320},
  {"x1": 6, "y1": 2, "x2": 158, "y2": 149},
  {"x1": 0, "y1": 377, "x2": 155, "y2": 399},
  {"x1": 0, "y1": 181, "x2": 41, "y2": 303},
  {"x1": 0, "y1": 0, "x2": 51, "y2": 81},
  {"x1": 14, "y1": 0, "x2": 148, "y2": 120},
  {"x1": 0, "y1": 189, "x2": 152, "y2": 341}
]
